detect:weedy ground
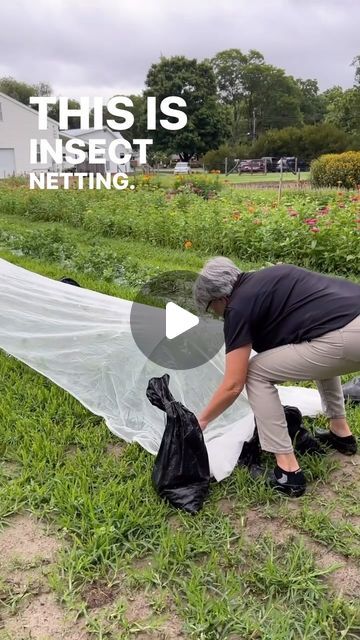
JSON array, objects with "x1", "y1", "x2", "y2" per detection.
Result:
[{"x1": 0, "y1": 182, "x2": 359, "y2": 640}]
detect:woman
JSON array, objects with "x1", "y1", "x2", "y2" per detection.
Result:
[{"x1": 194, "y1": 258, "x2": 360, "y2": 497}]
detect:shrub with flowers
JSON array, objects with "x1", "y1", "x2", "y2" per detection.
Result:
[
  {"x1": 311, "y1": 151, "x2": 360, "y2": 190},
  {"x1": 173, "y1": 175, "x2": 222, "y2": 199}
]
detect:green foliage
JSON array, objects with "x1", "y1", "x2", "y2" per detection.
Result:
[
  {"x1": 202, "y1": 143, "x2": 250, "y2": 171},
  {"x1": 251, "y1": 123, "x2": 353, "y2": 162},
  {"x1": 210, "y1": 48, "x2": 303, "y2": 137},
  {"x1": 144, "y1": 55, "x2": 227, "y2": 160},
  {"x1": 173, "y1": 175, "x2": 223, "y2": 198},
  {"x1": 311, "y1": 151, "x2": 360, "y2": 189},
  {"x1": 323, "y1": 86, "x2": 360, "y2": 136},
  {"x1": 0, "y1": 76, "x2": 51, "y2": 105},
  {"x1": 295, "y1": 78, "x2": 326, "y2": 125},
  {"x1": 1, "y1": 186, "x2": 360, "y2": 277}
]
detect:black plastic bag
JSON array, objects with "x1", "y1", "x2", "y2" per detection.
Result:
[
  {"x1": 146, "y1": 374, "x2": 210, "y2": 514},
  {"x1": 238, "y1": 405, "x2": 322, "y2": 469},
  {"x1": 60, "y1": 277, "x2": 81, "y2": 287},
  {"x1": 342, "y1": 377, "x2": 360, "y2": 404}
]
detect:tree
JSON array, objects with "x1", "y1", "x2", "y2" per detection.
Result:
[
  {"x1": 323, "y1": 86, "x2": 360, "y2": 135},
  {"x1": 296, "y1": 78, "x2": 326, "y2": 124},
  {"x1": 0, "y1": 77, "x2": 51, "y2": 105},
  {"x1": 210, "y1": 49, "x2": 303, "y2": 141},
  {"x1": 144, "y1": 56, "x2": 227, "y2": 160},
  {"x1": 47, "y1": 100, "x2": 81, "y2": 129},
  {"x1": 0, "y1": 77, "x2": 83, "y2": 128},
  {"x1": 251, "y1": 123, "x2": 353, "y2": 162},
  {"x1": 109, "y1": 94, "x2": 147, "y2": 141},
  {"x1": 352, "y1": 55, "x2": 360, "y2": 88}
]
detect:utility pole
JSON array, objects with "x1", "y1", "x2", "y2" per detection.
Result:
[{"x1": 252, "y1": 108, "x2": 257, "y2": 142}]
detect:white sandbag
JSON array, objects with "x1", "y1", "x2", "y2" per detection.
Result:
[{"x1": 0, "y1": 258, "x2": 323, "y2": 481}]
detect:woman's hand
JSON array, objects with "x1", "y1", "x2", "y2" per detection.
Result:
[{"x1": 197, "y1": 345, "x2": 251, "y2": 428}]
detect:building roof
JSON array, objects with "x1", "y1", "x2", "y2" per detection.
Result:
[
  {"x1": 65, "y1": 127, "x2": 127, "y2": 140},
  {"x1": 0, "y1": 91, "x2": 60, "y2": 126}
]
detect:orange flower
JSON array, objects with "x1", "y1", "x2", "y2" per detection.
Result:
[{"x1": 184, "y1": 240, "x2": 193, "y2": 249}]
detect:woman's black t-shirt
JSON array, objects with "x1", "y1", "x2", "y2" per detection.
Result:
[{"x1": 224, "y1": 264, "x2": 360, "y2": 354}]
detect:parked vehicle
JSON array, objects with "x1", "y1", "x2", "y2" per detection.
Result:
[
  {"x1": 174, "y1": 162, "x2": 191, "y2": 175},
  {"x1": 239, "y1": 159, "x2": 265, "y2": 173},
  {"x1": 261, "y1": 157, "x2": 277, "y2": 172}
]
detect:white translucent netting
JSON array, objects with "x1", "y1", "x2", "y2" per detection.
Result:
[{"x1": 0, "y1": 258, "x2": 323, "y2": 481}]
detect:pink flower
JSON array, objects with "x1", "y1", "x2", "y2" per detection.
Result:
[
  {"x1": 289, "y1": 211, "x2": 298, "y2": 217},
  {"x1": 310, "y1": 226, "x2": 320, "y2": 233},
  {"x1": 304, "y1": 218, "x2": 318, "y2": 225}
]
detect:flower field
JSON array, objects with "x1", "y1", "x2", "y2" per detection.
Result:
[
  {"x1": 0, "y1": 179, "x2": 359, "y2": 282},
  {"x1": 0, "y1": 179, "x2": 360, "y2": 640}
]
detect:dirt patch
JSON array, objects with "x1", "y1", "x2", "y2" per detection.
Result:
[
  {"x1": 0, "y1": 461, "x2": 21, "y2": 478},
  {"x1": 0, "y1": 514, "x2": 61, "y2": 572},
  {"x1": 0, "y1": 514, "x2": 89, "y2": 639},
  {"x1": 218, "y1": 498, "x2": 235, "y2": 517},
  {"x1": 126, "y1": 591, "x2": 153, "y2": 622},
  {"x1": 329, "y1": 453, "x2": 360, "y2": 485},
  {"x1": 106, "y1": 443, "x2": 124, "y2": 459},
  {"x1": 82, "y1": 581, "x2": 120, "y2": 610},
  {"x1": 306, "y1": 538, "x2": 360, "y2": 597},
  {"x1": 2, "y1": 592, "x2": 88, "y2": 640},
  {"x1": 242, "y1": 508, "x2": 297, "y2": 543},
  {"x1": 161, "y1": 612, "x2": 186, "y2": 639},
  {"x1": 132, "y1": 556, "x2": 154, "y2": 572}
]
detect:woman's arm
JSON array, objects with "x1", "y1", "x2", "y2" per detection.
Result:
[{"x1": 198, "y1": 344, "x2": 251, "y2": 430}]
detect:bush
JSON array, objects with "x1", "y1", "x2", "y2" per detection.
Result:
[
  {"x1": 173, "y1": 175, "x2": 222, "y2": 198},
  {"x1": 202, "y1": 143, "x2": 250, "y2": 171},
  {"x1": 311, "y1": 151, "x2": 360, "y2": 189},
  {"x1": 251, "y1": 124, "x2": 353, "y2": 163}
]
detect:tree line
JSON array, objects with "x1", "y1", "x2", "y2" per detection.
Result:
[{"x1": 1, "y1": 49, "x2": 360, "y2": 163}]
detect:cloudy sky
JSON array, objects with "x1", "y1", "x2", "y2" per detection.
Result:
[{"x1": 1, "y1": 0, "x2": 358, "y2": 98}]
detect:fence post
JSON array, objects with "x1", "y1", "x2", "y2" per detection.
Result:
[
  {"x1": 225, "y1": 157, "x2": 228, "y2": 176},
  {"x1": 278, "y1": 160, "x2": 284, "y2": 205}
]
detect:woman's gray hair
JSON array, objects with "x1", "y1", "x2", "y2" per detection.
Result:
[{"x1": 194, "y1": 257, "x2": 241, "y2": 312}]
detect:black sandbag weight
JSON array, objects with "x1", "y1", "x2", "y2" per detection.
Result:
[{"x1": 146, "y1": 374, "x2": 210, "y2": 514}]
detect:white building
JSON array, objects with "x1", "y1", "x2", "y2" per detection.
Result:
[
  {"x1": 65, "y1": 127, "x2": 132, "y2": 174},
  {"x1": 0, "y1": 91, "x2": 61, "y2": 178}
]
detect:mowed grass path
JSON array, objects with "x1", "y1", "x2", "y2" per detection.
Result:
[
  {"x1": 144, "y1": 172, "x2": 310, "y2": 186},
  {"x1": 0, "y1": 194, "x2": 360, "y2": 639}
]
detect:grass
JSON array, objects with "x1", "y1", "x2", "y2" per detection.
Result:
[
  {"x1": 138, "y1": 171, "x2": 310, "y2": 186},
  {"x1": 1, "y1": 344, "x2": 360, "y2": 639},
  {"x1": 0, "y1": 185, "x2": 360, "y2": 639},
  {"x1": 219, "y1": 171, "x2": 310, "y2": 184}
]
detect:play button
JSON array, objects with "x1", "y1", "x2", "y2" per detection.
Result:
[
  {"x1": 166, "y1": 302, "x2": 199, "y2": 339},
  {"x1": 130, "y1": 270, "x2": 225, "y2": 370}
]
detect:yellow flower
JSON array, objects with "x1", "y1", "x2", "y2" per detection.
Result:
[{"x1": 184, "y1": 240, "x2": 193, "y2": 249}]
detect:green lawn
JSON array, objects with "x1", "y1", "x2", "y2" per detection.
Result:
[
  {"x1": 0, "y1": 187, "x2": 360, "y2": 639},
  {"x1": 137, "y1": 171, "x2": 310, "y2": 187},
  {"x1": 219, "y1": 171, "x2": 310, "y2": 184}
]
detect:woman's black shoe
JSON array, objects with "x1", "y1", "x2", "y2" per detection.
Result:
[
  {"x1": 248, "y1": 464, "x2": 307, "y2": 497},
  {"x1": 315, "y1": 429, "x2": 357, "y2": 455}
]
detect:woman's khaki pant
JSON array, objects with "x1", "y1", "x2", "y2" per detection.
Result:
[{"x1": 245, "y1": 314, "x2": 360, "y2": 454}]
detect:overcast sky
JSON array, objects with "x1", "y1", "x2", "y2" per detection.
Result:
[{"x1": 0, "y1": 0, "x2": 358, "y2": 98}]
